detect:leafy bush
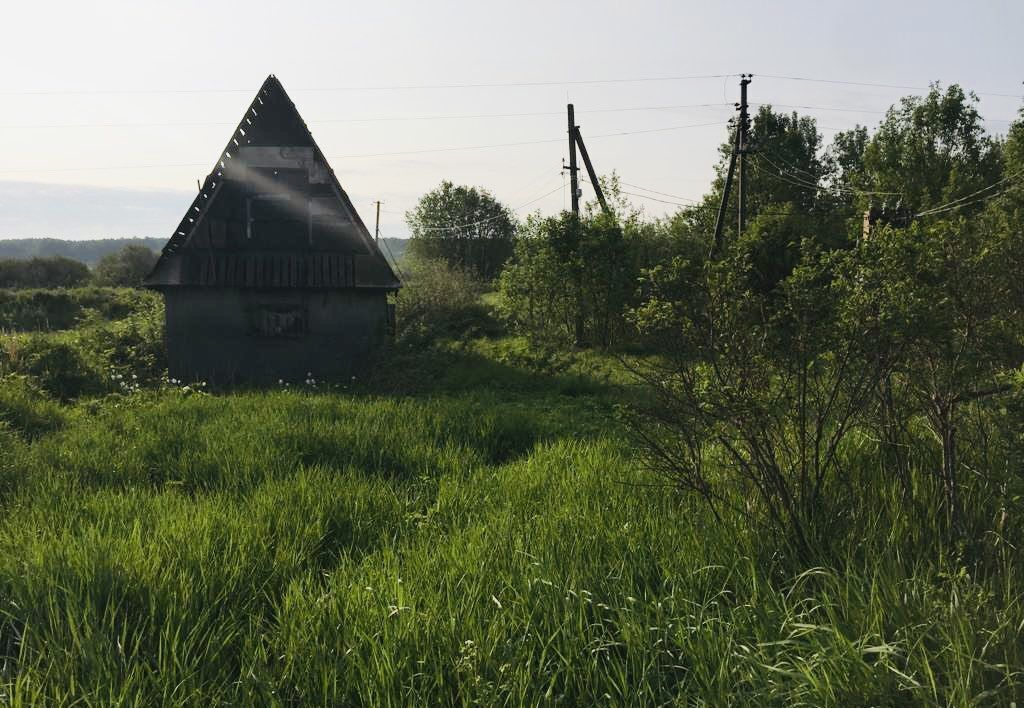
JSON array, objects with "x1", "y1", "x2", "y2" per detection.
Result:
[
  {"x1": 0, "y1": 295, "x2": 165, "y2": 400},
  {"x1": 497, "y1": 211, "x2": 640, "y2": 348},
  {"x1": 2, "y1": 336, "x2": 104, "y2": 400},
  {"x1": 0, "y1": 287, "x2": 159, "y2": 332},
  {"x1": 395, "y1": 257, "x2": 501, "y2": 344}
]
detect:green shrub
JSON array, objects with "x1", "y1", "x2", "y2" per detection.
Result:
[
  {"x1": 396, "y1": 257, "x2": 502, "y2": 344},
  {"x1": 0, "y1": 287, "x2": 159, "y2": 332},
  {"x1": 0, "y1": 296, "x2": 164, "y2": 400},
  {"x1": 5, "y1": 335, "x2": 103, "y2": 400}
]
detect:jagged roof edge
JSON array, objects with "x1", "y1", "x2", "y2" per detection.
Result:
[{"x1": 145, "y1": 75, "x2": 401, "y2": 290}]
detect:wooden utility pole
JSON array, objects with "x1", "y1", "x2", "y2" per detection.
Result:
[
  {"x1": 567, "y1": 104, "x2": 580, "y2": 216},
  {"x1": 567, "y1": 104, "x2": 583, "y2": 345},
  {"x1": 574, "y1": 125, "x2": 609, "y2": 214},
  {"x1": 565, "y1": 104, "x2": 615, "y2": 345},
  {"x1": 737, "y1": 75, "x2": 752, "y2": 236},
  {"x1": 374, "y1": 200, "x2": 381, "y2": 244},
  {"x1": 711, "y1": 74, "x2": 753, "y2": 258}
]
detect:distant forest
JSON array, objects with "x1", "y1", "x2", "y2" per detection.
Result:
[{"x1": 0, "y1": 237, "x2": 409, "y2": 267}]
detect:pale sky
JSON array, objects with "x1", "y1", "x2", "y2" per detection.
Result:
[{"x1": 1, "y1": 0, "x2": 1021, "y2": 240}]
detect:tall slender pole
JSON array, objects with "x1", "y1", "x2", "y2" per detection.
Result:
[
  {"x1": 574, "y1": 126, "x2": 610, "y2": 215},
  {"x1": 374, "y1": 200, "x2": 381, "y2": 245},
  {"x1": 567, "y1": 104, "x2": 583, "y2": 346},
  {"x1": 737, "y1": 75, "x2": 752, "y2": 236},
  {"x1": 710, "y1": 74, "x2": 752, "y2": 259},
  {"x1": 711, "y1": 126, "x2": 740, "y2": 258},
  {"x1": 567, "y1": 104, "x2": 580, "y2": 216}
]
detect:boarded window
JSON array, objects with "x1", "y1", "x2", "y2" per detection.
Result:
[{"x1": 252, "y1": 306, "x2": 307, "y2": 338}]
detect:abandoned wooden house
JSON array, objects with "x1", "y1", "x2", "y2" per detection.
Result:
[{"x1": 145, "y1": 75, "x2": 400, "y2": 384}]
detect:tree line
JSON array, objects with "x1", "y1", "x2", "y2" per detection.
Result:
[{"x1": 0, "y1": 244, "x2": 158, "y2": 289}]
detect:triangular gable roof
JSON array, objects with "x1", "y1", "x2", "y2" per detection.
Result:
[{"x1": 145, "y1": 75, "x2": 400, "y2": 290}]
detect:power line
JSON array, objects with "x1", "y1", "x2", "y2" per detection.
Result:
[
  {"x1": 756, "y1": 152, "x2": 903, "y2": 196},
  {"x1": 913, "y1": 167, "x2": 1024, "y2": 217},
  {"x1": 0, "y1": 74, "x2": 735, "y2": 97},
  {"x1": 0, "y1": 102, "x2": 732, "y2": 130},
  {"x1": 414, "y1": 184, "x2": 565, "y2": 233},
  {"x1": 0, "y1": 120, "x2": 730, "y2": 174},
  {"x1": 750, "y1": 101, "x2": 1016, "y2": 124},
  {"x1": 4, "y1": 73, "x2": 1020, "y2": 99},
  {"x1": 616, "y1": 180, "x2": 703, "y2": 204},
  {"x1": 758, "y1": 73, "x2": 1023, "y2": 100}
]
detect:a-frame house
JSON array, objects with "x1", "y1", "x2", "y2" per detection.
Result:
[{"x1": 145, "y1": 74, "x2": 401, "y2": 385}]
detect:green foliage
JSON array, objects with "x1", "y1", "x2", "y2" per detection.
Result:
[
  {"x1": 93, "y1": 243, "x2": 158, "y2": 287},
  {"x1": 744, "y1": 106, "x2": 827, "y2": 214},
  {"x1": 0, "y1": 374, "x2": 66, "y2": 439},
  {"x1": 406, "y1": 181, "x2": 516, "y2": 281},
  {"x1": 0, "y1": 255, "x2": 91, "y2": 289},
  {"x1": 498, "y1": 211, "x2": 637, "y2": 347},
  {"x1": 629, "y1": 241, "x2": 890, "y2": 555},
  {"x1": 0, "y1": 286, "x2": 159, "y2": 332},
  {"x1": 853, "y1": 217, "x2": 1023, "y2": 529},
  {"x1": 0, "y1": 295, "x2": 165, "y2": 399},
  {"x1": 3, "y1": 335, "x2": 104, "y2": 400},
  {"x1": 394, "y1": 257, "x2": 500, "y2": 345},
  {"x1": 861, "y1": 83, "x2": 1003, "y2": 216}
]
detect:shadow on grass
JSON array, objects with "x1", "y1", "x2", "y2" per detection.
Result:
[{"x1": 355, "y1": 342, "x2": 614, "y2": 399}]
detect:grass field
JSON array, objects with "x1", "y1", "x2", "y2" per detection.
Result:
[{"x1": 0, "y1": 341, "x2": 1022, "y2": 705}]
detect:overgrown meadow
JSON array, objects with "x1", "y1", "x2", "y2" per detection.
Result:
[{"x1": 0, "y1": 288, "x2": 1021, "y2": 706}]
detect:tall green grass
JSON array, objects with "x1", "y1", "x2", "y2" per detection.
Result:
[{"x1": 0, "y1": 377, "x2": 1021, "y2": 704}]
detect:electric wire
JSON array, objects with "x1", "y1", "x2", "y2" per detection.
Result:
[
  {"x1": 757, "y1": 73, "x2": 1023, "y2": 100},
  {"x1": 751, "y1": 101, "x2": 1015, "y2": 123},
  {"x1": 616, "y1": 180, "x2": 703, "y2": 204},
  {"x1": 412, "y1": 184, "x2": 565, "y2": 233},
  {"x1": 0, "y1": 74, "x2": 735, "y2": 96},
  {"x1": 913, "y1": 167, "x2": 1024, "y2": 217},
  {"x1": 755, "y1": 152, "x2": 903, "y2": 196},
  {"x1": 0, "y1": 120, "x2": 730, "y2": 174},
  {"x1": 4, "y1": 73, "x2": 1019, "y2": 99},
  {"x1": 0, "y1": 102, "x2": 733, "y2": 130}
]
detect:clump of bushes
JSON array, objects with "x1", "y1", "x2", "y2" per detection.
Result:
[
  {"x1": 395, "y1": 257, "x2": 502, "y2": 344},
  {"x1": 0, "y1": 296, "x2": 165, "y2": 400},
  {"x1": 0, "y1": 287, "x2": 159, "y2": 332}
]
